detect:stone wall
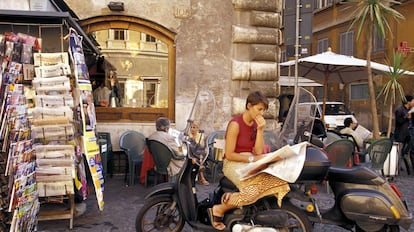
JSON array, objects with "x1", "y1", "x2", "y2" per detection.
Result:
[{"x1": 64, "y1": 0, "x2": 282, "y2": 147}]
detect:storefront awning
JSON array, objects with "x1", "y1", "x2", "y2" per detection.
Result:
[{"x1": 0, "y1": 9, "x2": 100, "y2": 56}]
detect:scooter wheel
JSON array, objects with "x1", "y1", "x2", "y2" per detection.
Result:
[
  {"x1": 280, "y1": 201, "x2": 313, "y2": 231},
  {"x1": 135, "y1": 196, "x2": 184, "y2": 232}
]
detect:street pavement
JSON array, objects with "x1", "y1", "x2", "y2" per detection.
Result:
[{"x1": 37, "y1": 170, "x2": 414, "y2": 232}]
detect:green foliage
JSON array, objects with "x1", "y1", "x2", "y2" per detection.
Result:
[
  {"x1": 377, "y1": 50, "x2": 407, "y2": 104},
  {"x1": 346, "y1": 0, "x2": 404, "y2": 39},
  {"x1": 345, "y1": 0, "x2": 405, "y2": 138}
]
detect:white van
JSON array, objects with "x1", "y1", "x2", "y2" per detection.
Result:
[{"x1": 299, "y1": 101, "x2": 357, "y2": 130}]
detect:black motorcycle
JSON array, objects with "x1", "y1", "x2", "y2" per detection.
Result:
[
  {"x1": 135, "y1": 88, "x2": 412, "y2": 231},
  {"x1": 135, "y1": 89, "x2": 307, "y2": 231},
  {"x1": 273, "y1": 88, "x2": 412, "y2": 231}
]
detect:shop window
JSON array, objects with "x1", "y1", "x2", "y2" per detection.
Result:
[
  {"x1": 350, "y1": 83, "x2": 369, "y2": 100},
  {"x1": 121, "y1": 77, "x2": 163, "y2": 108},
  {"x1": 83, "y1": 16, "x2": 175, "y2": 122}
]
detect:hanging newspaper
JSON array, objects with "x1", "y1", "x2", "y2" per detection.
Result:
[{"x1": 68, "y1": 28, "x2": 104, "y2": 211}]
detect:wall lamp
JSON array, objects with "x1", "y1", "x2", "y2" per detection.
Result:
[{"x1": 108, "y1": 2, "x2": 124, "y2": 11}]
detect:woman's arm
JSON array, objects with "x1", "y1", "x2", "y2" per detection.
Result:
[
  {"x1": 253, "y1": 115, "x2": 266, "y2": 155},
  {"x1": 225, "y1": 121, "x2": 266, "y2": 162}
]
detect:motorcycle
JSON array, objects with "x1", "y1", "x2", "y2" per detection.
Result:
[
  {"x1": 135, "y1": 89, "x2": 301, "y2": 231},
  {"x1": 135, "y1": 87, "x2": 412, "y2": 232},
  {"x1": 274, "y1": 88, "x2": 412, "y2": 231}
]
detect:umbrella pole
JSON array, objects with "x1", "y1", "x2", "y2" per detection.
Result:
[{"x1": 322, "y1": 72, "x2": 328, "y2": 122}]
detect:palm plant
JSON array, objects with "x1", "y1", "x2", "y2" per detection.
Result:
[
  {"x1": 348, "y1": 0, "x2": 404, "y2": 138},
  {"x1": 377, "y1": 50, "x2": 407, "y2": 138}
]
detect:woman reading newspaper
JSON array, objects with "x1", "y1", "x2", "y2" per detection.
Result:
[{"x1": 208, "y1": 91, "x2": 291, "y2": 231}]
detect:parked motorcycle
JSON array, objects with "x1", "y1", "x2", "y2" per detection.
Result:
[
  {"x1": 274, "y1": 88, "x2": 412, "y2": 232},
  {"x1": 135, "y1": 89, "x2": 303, "y2": 231},
  {"x1": 135, "y1": 88, "x2": 412, "y2": 232}
]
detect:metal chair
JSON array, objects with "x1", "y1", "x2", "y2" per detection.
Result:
[
  {"x1": 323, "y1": 131, "x2": 342, "y2": 147},
  {"x1": 206, "y1": 130, "x2": 226, "y2": 183},
  {"x1": 119, "y1": 130, "x2": 146, "y2": 186},
  {"x1": 146, "y1": 139, "x2": 185, "y2": 186},
  {"x1": 324, "y1": 139, "x2": 356, "y2": 167},
  {"x1": 358, "y1": 138, "x2": 393, "y2": 175},
  {"x1": 324, "y1": 139, "x2": 356, "y2": 193}
]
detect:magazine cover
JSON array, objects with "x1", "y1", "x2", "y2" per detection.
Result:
[{"x1": 69, "y1": 29, "x2": 104, "y2": 210}]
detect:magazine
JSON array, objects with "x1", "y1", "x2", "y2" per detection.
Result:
[{"x1": 236, "y1": 142, "x2": 308, "y2": 183}]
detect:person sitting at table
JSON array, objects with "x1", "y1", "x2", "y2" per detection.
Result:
[
  {"x1": 148, "y1": 117, "x2": 185, "y2": 177},
  {"x1": 188, "y1": 121, "x2": 209, "y2": 186},
  {"x1": 339, "y1": 117, "x2": 364, "y2": 150}
]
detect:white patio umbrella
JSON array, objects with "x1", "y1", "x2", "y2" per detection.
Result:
[
  {"x1": 280, "y1": 49, "x2": 414, "y2": 119},
  {"x1": 278, "y1": 76, "x2": 323, "y2": 87}
]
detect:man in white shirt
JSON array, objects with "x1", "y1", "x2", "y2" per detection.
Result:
[{"x1": 340, "y1": 117, "x2": 364, "y2": 150}]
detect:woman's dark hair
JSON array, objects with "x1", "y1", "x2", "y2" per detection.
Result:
[{"x1": 245, "y1": 91, "x2": 269, "y2": 110}]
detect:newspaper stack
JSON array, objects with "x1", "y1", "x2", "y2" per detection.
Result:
[{"x1": 31, "y1": 52, "x2": 75, "y2": 197}]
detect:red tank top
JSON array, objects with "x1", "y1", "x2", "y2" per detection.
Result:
[{"x1": 228, "y1": 114, "x2": 257, "y2": 153}]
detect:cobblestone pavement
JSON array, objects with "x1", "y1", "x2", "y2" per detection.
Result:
[{"x1": 37, "y1": 170, "x2": 414, "y2": 232}]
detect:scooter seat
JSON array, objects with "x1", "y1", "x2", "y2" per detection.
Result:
[
  {"x1": 219, "y1": 177, "x2": 239, "y2": 192},
  {"x1": 327, "y1": 166, "x2": 386, "y2": 185}
]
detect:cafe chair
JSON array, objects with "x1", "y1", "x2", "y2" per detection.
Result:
[
  {"x1": 119, "y1": 130, "x2": 146, "y2": 186},
  {"x1": 325, "y1": 139, "x2": 356, "y2": 167},
  {"x1": 324, "y1": 139, "x2": 356, "y2": 193},
  {"x1": 323, "y1": 131, "x2": 342, "y2": 147},
  {"x1": 206, "y1": 130, "x2": 226, "y2": 183},
  {"x1": 146, "y1": 139, "x2": 185, "y2": 186},
  {"x1": 357, "y1": 138, "x2": 393, "y2": 176}
]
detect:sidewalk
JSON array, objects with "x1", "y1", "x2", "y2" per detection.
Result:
[{"x1": 37, "y1": 172, "x2": 414, "y2": 232}]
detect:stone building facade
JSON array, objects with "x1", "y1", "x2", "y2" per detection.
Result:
[{"x1": 64, "y1": 0, "x2": 283, "y2": 150}]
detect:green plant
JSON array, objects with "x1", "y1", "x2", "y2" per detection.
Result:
[
  {"x1": 377, "y1": 50, "x2": 408, "y2": 138},
  {"x1": 347, "y1": 0, "x2": 404, "y2": 138}
]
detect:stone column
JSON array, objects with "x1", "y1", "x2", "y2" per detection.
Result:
[{"x1": 231, "y1": 0, "x2": 283, "y2": 128}]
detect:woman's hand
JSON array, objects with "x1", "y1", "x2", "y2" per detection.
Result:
[{"x1": 255, "y1": 115, "x2": 266, "y2": 130}]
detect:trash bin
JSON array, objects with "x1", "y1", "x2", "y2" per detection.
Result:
[
  {"x1": 98, "y1": 138, "x2": 108, "y2": 178},
  {"x1": 98, "y1": 132, "x2": 113, "y2": 178}
]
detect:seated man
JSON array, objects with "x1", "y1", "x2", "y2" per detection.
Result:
[
  {"x1": 339, "y1": 117, "x2": 364, "y2": 150},
  {"x1": 148, "y1": 117, "x2": 185, "y2": 177}
]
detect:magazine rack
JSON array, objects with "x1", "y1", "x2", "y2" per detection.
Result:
[{"x1": 32, "y1": 53, "x2": 75, "y2": 229}]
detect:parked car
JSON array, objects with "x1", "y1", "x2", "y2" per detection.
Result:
[{"x1": 299, "y1": 101, "x2": 357, "y2": 131}]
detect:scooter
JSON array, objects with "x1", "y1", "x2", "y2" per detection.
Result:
[
  {"x1": 273, "y1": 88, "x2": 412, "y2": 231},
  {"x1": 135, "y1": 88, "x2": 412, "y2": 231},
  {"x1": 135, "y1": 90, "x2": 306, "y2": 231}
]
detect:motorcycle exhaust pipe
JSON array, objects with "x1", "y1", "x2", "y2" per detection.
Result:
[{"x1": 252, "y1": 210, "x2": 288, "y2": 228}]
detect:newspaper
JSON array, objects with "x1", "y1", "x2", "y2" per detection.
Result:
[
  {"x1": 236, "y1": 142, "x2": 308, "y2": 183},
  {"x1": 355, "y1": 125, "x2": 372, "y2": 141}
]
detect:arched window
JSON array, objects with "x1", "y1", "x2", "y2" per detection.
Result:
[{"x1": 80, "y1": 16, "x2": 176, "y2": 122}]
